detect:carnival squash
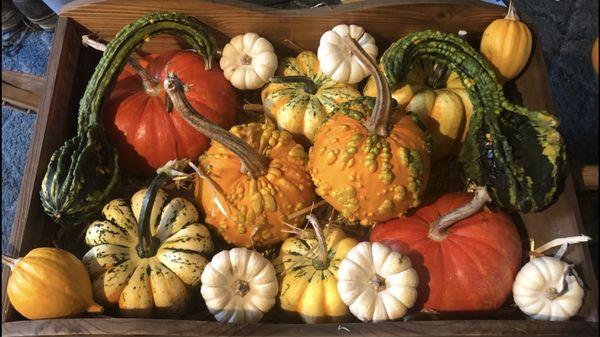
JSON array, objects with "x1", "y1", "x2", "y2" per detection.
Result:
[
  {"x1": 104, "y1": 50, "x2": 236, "y2": 177},
  {"x1": 309, "y1": 37, "x2": 430, "y2": 226},
  {"x1": 364, "y1": 61, "x2": 472, "y2": 162},
  {"x1": 4, "y1": 248, "x2": 102, "y2": 320},
  {"x1": 381, "y1": 30, "x2": 566, "y2": 213},
  {"x1": 83, "y1": 171, "x2": 213, "y2": 318},
  {"x1": 40, "y1": 12, "x2": 217, "y2": 226},
  {"x1": 370, "y1": 192, "x2": 521, "y2": 312},
  {"x1": 261, "y1": 51, "x2": 361, "y2": 144},
  {"x1": 480, "y1": 0, "x2": 532, "y2": 82},
  {"x1": 163, "y1": 74, "x2": 315, "y2": 248},
  {"x1": 273, "y1": 215, "x2": 358, "y2": 323}
]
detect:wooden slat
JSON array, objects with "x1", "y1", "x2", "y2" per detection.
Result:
[
  {"x1": 60, "y1": 0, "x2": 509, "y2": 56},
  {"x1": 1, "y1": 70, "x2": 45, "y2": 113},
  {"x1": 2, "y1": 318, "x2": 599, "y2": 337}
]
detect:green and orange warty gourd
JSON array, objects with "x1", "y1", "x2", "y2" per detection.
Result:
[
  {"x1": 308, "y1": 37, "x2": 430, "y2": 226},
  {"x1": 162, "y1": 74, "x2": 316, "y2": 248}
]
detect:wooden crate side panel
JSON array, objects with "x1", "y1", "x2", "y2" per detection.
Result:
[
  {"x1": 59, "y1": 0, "x2": 507, "y2": 56},
  {"x1": 1, "y1": 17, "x2": 100, "y2": 322},
  {"x1": 2, "y1": 318, "x2": 599, "y2": 337}
]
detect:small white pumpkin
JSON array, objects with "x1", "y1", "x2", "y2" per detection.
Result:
[
  {"x1": 513, "y1": 256, "x2": 585, "y2": 321},
  {"x1": 317, "y1": 24, "x2": 378, "y2": 84},
  {"x1": 337, "y1": 242, "x2": 418, "y2": 322},
  {"x1": 220, "y1": 32, "x2": 278, "y2": 90},
  {"x1": 200, "y1": 247, "x2": 278, "y2": 323}
]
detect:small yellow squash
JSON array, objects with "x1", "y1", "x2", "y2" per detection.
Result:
[
  {"x1": 4, "y1": 247, "x2": 102, "y2": 319},
  {"x1": 273, "y1": 215, "x2": 358, "y2": 323},
  {"x1": 480, "y1": 0, "x2": 532, "y2": 82}
]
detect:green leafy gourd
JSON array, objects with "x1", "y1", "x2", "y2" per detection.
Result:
[
  {"x1": 379, "y1": 30, "x2": 566, "y2": 212},
  {"x1": 40, "y1": 12, "x2": 216, "y2": 225}
]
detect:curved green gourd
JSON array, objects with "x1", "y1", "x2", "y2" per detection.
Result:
[
  {"x1": 379, "y1": 30, "x2": 566, "y2": 212},
  {"x1": 40, "y1": 12, "x2": 217, "y2": 226}
]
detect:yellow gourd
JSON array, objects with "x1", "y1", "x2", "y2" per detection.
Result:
[
  {"x1": 480, "y1": 0, "x2": 532, "y2": 82},
  {"x1": 3, "y1": 247, "x2": 102, "y2": 319}
]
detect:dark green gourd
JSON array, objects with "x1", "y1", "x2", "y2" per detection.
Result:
[
  {"x1": 40, "y1": 12, "x2": 217, "y2": 226},
  {"x1": 379, "y1": 30, "x2": 566, "y2": 212}
]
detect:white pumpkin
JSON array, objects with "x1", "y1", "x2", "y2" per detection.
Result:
[
  {"x1": 337, "y1": 242, "x2": 418, "y2": 322},
  {"x1": 317, "y1": 24, "x2": 378, "y2": 84},
  {"x1": 220, "y1": 32, "x2": 278, "y2": 90},
  {"x1": 513, "y1": 256, "x2": 585, "y2": 321},
  {"x1": 200, "y1": 247, "x2": 278, "y2": 323}
]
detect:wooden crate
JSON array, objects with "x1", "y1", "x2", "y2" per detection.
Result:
[{"x1": 2, "y1": 0, "x2": 598, "y2": 335}]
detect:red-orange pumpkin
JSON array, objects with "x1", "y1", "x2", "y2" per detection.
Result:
[
  {"x1": 370, "y1": 192, "x2": 521, "y2": 312},
  {"x1": 103, "y1": 51, "x2": 237, "y2": 176}
]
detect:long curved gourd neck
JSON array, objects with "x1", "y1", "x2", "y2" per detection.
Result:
[
  {"x1": 341, "y1": 35, "x2": 392, "y2": 137},
  {"x1": 78, "y1": 12, "x2": 216, "y2": 131},
  {"x1": 163, "y1": 73, "x2": 268, "y2": 179}
]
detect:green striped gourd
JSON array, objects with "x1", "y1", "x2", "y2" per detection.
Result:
[
  {"x1": 380, "y1": 30, "x2": 566, "y2": 212},
  {"x1": 40, "y1": 12, "x2": 216, "y2": 225},
  {"x1": 83, "y1": 171, "x2": 213, "y2": 318}
]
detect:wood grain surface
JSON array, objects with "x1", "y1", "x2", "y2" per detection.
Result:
[
  {"x1": 1, "y1": 0, "x2": 598, "y2": 335},
  {"x1": 2, "y1": 318, "x2": 599, "y2": 337},
  {"x1": 1, "y1": 70, "x2": 44, "y2": 113}
]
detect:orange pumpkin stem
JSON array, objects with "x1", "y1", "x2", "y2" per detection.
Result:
[
  {"x1": 306, "y1": 214, "x2": 328, "y2": 268},
  {"x1": 428, "y1": 186, "x2": 491, "y2": 241},
  {"x1": 164, "y1": 73, "x2": 268, "y2": 178},
  {"x1": 82, "y1": 35, "x2": 161, "y2": 96},
  {"x1": 342, "y1": 35, "x2": 392, "y2": 137},
  {"x1": 1, "y1": 255, "x2": 19, "y2": 270},
  {"x1": 505, "y1": 0, "x2": 519, "y2": 21}
]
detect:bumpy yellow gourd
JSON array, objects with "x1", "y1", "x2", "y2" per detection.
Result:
[
  {"x1": 480, "y1": 0, "x2": 532, "y2": 82},
  {"x1": 4, "y1": 248, "x2": 102, "y2": 319}
]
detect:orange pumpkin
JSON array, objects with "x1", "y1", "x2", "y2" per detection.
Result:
[
  {"x1": 308, "y1": 37, "x2": 430, "y2": 226},
  {"x1": 163, "y1": 74, "x2": 315, "y2": 248}
]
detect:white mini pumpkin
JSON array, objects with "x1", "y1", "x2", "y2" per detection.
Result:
[
  {"x1": 200, "y1": 247, "x2": 278, "y2": 323},
  {"x1": 337, "y1": 241, "x2": 418, "y2": 322},
  {"x1": 317, "y1": 24, "x2": 378, "y2": 84},
  {"x1": 513, "y1": 256, "x2": 585, "y2": 321},
  {"x1": 220, "y1": 32, "x2": 278, "y2": 90}
]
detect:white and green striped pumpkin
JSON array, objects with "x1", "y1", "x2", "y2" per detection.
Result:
[
  {"x1": 261, "y1": 51, "x2": 361, "y2": 145},
  {"x1": 83, "y1": 173, "x2": 213, "y2": 318}
]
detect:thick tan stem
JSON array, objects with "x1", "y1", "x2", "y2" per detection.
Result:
[
  {"x1": 428, "y1": 186, "x2": 491, "y2": 241},
  {"x1": 1, "y1": 255, "x2": 19, "y2": 270},
  {"x1": 82, "y1": 35, "x2": 161, "y2": 96},
  {"x1": 341, "y1": 35, "x2": 392, "y2": 137},
  {"x1": 241, "y1": 103, "x2": 264, "y2": 112},
  {"x1": 306, "y1": 214, "x2": 328, "y2": 267},
  {"x1": 234, "y1": 279, "x2": 250, "y2": 297},
  {"x1": 505, "y1": 0, "x2": 519, "y2": 20},
  {"x1": 163, "y1": 73, "x2": 267, "y2": 178}
]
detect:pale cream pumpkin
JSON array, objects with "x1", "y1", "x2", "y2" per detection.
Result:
[
  {"x1": 317, "y1": 24, "x2": 378, "y2": 84},
  {"x1": 83, "y1": 174, "x2": 213, "y2": 318},
  {"x1": 273, "y1": 215, "x2": 358, "y2": 323},
  {"x1": 200, "y1": 247, "x2": 278, "y2": 323},
  {"x1": 337, "y1": 242, "x2": 418, "y2": 322},
  {"x1": 220, "y1": 32, "x2": 277, "y2": 90}
]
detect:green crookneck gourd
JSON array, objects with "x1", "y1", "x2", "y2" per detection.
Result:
[
  {"x1": 379, "y1": 30, "x2": 566, "y2": 214},
  {"x1": 40, "y1": 12, "x2": 217, "y2": 225}
]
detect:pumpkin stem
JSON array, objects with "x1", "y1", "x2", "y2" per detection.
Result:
[
  {"x1": 136, "y1": 172, "x2": 169, "y2": 258},
  {"x1": 369, "y1": 274, "x2": 387, "y2": 292},
  {"x1": 163, "y1": 73, "x2": 268, "y2": 179},
  {"x1": 306, "y1": 214, "x2": 329, "y2": 269},
  {"x1": 82, "y1": 35, "x2": 161, "y2": 96},
  {"x1": 234, "y1": 279, "x2": 251, "y2": 297},
  {"x1": 546, "y1": 265, "x2": 577, "y2": 300},
  {"x1": 505, "y1": 0, "x2": 519, "y2": 21},
  {"x1": 428, "y1": 186, "x2": 491, "y2": 241},
  {"x1": 270, "y1": 76, "x2": 318, "y2": 95},
  {"x1": 1, "y1": 255, "x2": 20, "y2": 270},
  {"x1": 342, "y1": 35, "x2": 392, "y2": 137}
]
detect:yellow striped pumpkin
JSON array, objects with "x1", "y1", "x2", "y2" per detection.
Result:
[{"x1": 261, "y1": 51, "x2": 361, "y2": 145}]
